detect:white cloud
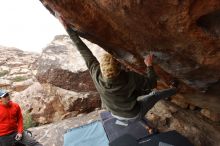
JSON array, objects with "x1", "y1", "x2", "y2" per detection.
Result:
[{"x1": 0, "y1": 0, "x2": 66, "y2": 53}]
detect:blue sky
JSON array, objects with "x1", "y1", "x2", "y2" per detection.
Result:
[{"x1": 0, "y1": 0, "x2": 66, "y2": 53}]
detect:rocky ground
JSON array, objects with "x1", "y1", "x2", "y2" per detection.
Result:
[
  {"x1": 147, "y1": 100, "x2": 220, "y2": 146},
  {"x1": 29, "y1": 101, "x2": 220, "y2": 146},
  {"x1": 29, "y1": 110, "x2": 100, "y2": 146}
]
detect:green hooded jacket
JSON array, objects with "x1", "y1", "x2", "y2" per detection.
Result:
[{"x1": 67, "y1": 28, "x2": 157, "y2": 118}]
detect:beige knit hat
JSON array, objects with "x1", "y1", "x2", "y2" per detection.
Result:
[{"x1": 100, "y1": 53, "x2": 121, "y2": 79}]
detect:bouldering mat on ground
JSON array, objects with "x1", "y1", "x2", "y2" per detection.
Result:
[
  {"x1": 139, "y1": 130, "x2": 194, "y2": 146},
  {"x1": 100, "y1": 111, "x2": 150, "y2": 143},
  {"x1": 109, "y1": 131, "x2": 194, "y2": 146},
  {"x1": 64, "y1": 121, "x2": 109, "y2": 146}
]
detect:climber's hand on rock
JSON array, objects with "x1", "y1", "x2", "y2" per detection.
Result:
[{"x1": 144, "y1": 54, "x2": 153, "y2": 67}]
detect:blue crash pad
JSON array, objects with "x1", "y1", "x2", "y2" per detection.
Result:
[{"x1": 64, "y1": 121, "x2": 109, "y2": 146}]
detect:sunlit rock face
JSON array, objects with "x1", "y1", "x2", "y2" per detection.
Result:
[
  {"x1": 30, "y1": 35, "x2": 105, "y2": 123},
  {"x1": 33, "y1": 35, "x2": 106, "y2": 92},
  {"x1": 0, "y1": 41, "x2": 102, "y2": 124},
  {"x1": 41, "y1": 0, "x2": 220, "y2": 93}
]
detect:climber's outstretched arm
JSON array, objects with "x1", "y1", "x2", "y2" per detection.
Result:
[
  {"x1": 56, "y1": 13, "x2": 99, "y2": 74},
  {"x1": 66, "y1": 27, "x2": 99, "y2": 73}
]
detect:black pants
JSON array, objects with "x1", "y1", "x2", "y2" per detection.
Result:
[
  {"x1": 0, "y1": 132, "x2": 42, "y2": 146},
  {"x1": 138, "y1": 87, "x2": 177, "y2": 119}
]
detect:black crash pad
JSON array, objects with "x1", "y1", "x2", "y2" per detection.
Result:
[{"x1": 100, "y1": 111, "x2": 152, "y2": 143}]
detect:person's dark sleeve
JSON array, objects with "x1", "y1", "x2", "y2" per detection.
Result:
[
  {"x1": 134, "y1": 66, "x2": 157, "y2": 94},
  {"x1": 66, "y1": 27, "x2": 99, "y2": 75},
  {"x1": 145, "y1": 66, "x2": 157, "y2": 89}
]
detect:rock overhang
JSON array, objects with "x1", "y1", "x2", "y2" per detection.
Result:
[{"x1": 39, "y1": 0, "x2": 220, "y2": 98}]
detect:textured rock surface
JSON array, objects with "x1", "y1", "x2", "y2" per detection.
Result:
[
  {"x1": 28, "y1": 35, "x2": 105, "y2": 123},
  {"x1": 41, "y1": 0, "x2": 220, "y2": 93},
  {"x1": 13, "y1": 82, "x2": 100, "y2": 124},
  {"x1": 30, "y1": 104, "x2": 220, "y2": 146},
  {"x1": 33, "y1": 35, "x2": 106, "y2": 92},
  {"x1": 40, "y1": 0, "x2": 220, "y2": 125},
  {"x1": 29, "y1": 110, "x2": 100, "y2": 146},
  {"x1": 147, "y1": 100, "x2": 220, "y2": 146},
  {"x1": 0, "y1": 47, "x2": 39, "y2": 92},
  {"x1": 0, "y1": 45, "x2": 102, "y2": 124}
]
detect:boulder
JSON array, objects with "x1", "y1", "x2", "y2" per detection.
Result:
[
  {"x1": 0, "y1": 45, "x2": 101, "y2": 124},
  {"x1": 33, "y1": 35, "x2": 106, "y2": 92},
  {"x1": 40, "y1": 0, "x2": 220, "y2": 93},
  {"x1": 13, "y1": 82, "x2": 100, "y2": 124},
  {"x1": 147, "y1": 100, "x2": 220, "y2": 146},
  {"x1": 29, "y1": 35, "x2": 105, "y2": 123}
]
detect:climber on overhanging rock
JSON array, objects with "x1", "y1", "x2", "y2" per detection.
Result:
[{"x1": 56, "y1": 14, "x2": 178, "y2": 122}]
